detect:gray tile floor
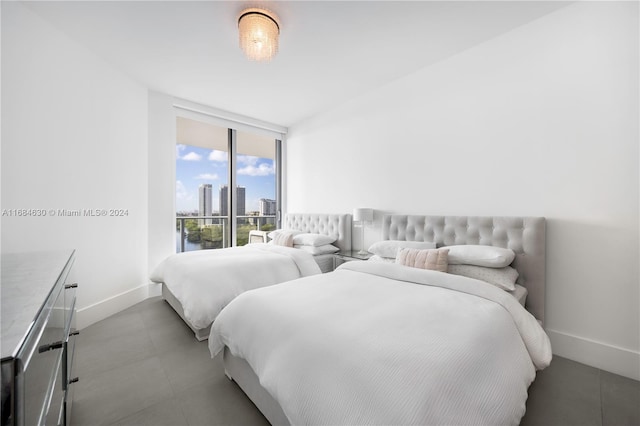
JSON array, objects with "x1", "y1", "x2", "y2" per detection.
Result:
[{"x1": 71, "y1": 297, "x2": 640, "y2": 426}]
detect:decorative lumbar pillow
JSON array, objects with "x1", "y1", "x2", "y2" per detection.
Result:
[
  {"x1": 294, "y1": 244, "x2": 340, "y2": 255},
  {"x1": 271, "y1": 231, "x2": 295, "y2": 247},
  {"x1": 395, "y1": 248, "x2": 449, "y2": 272},
  {"x1": 446, "y1": 245, "x2": 515, "y2": 268},
  {"x1": 448, "y1": 264, "x2": 519, "y2": 291},
  {"x1": 369, "y1": 240, "x2": 437, "y2": 259},
  {"x1": 268, "y1": 229, "x2": 301, "y2": 240},
  {"x1": 292, "y1": 233, "x2": 337, "y2": 247}
]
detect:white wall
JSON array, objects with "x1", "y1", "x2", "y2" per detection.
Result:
[
  {"x1": 147, "y1": 91, "x2": 176, "y2": 298},
  {"x1": 1, "y1": 2, "x2": 150, "y2": 328},
  {"x1": 287, "y1": 2, "x2": 639, "y2": 379}
]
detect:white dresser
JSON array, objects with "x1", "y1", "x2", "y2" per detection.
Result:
[{"x1": 1, "y1": 250, "x2": 78, "y2": 426}]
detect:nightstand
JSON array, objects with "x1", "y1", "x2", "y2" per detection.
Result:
[{"x1": 333, "y1": 250, "x2": 373, "y2": 270}]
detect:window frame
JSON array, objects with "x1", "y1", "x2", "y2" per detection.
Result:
[{"x1": 173, "y1": 101, "x2": 285, "y2": 251}]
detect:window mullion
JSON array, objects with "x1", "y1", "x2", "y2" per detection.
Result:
[
  {"x1": 228, "y1": 129, "x2": 237, "y2": 247},
  {"x1": 275, "y1": 139, "x2": 282, "y2": 229}
]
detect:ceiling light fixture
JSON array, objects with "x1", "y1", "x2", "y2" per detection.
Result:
[{"x1": 238, "y1": 8, "x2": 280, "y2": 62}]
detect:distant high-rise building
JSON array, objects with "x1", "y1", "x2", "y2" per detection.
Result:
[
  {"x1": 219, "y1": 185, "x2": 246, "y2": 217},
  {"x1": 219, "y1": 185, "x2": 228, "y2": 217},
  {"x1": 237, "y1": 186, "x2": 246, "y2": 217},
  {"x1": 198, "y1": 184, "x2": 212, "y2": 225},
  {"x1": 259, "y1": 199, "x2": 276, "y2": 216}
]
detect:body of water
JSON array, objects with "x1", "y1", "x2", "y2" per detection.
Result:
[{"x1": 175, "y1": 231, "x2": 224, "y2": 252}]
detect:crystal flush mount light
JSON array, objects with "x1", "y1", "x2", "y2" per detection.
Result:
[{"x1": 238, "y1": 8, "x2": 280, "y2": 62}]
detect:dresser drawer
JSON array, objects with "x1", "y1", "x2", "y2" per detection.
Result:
[
  {"x1": 42, "y1": 382, "x2": 64, "y2": 426},
  {"x1": 62, "y1": 296, "x2": 77, "y2": 392},
  {"x1": 63, "y1": 332, "x2": 78, "y2": 426},
  {"x1": 16, "y1": 282, "x2": 66, "y2": 425},
  {"x1": 2, "y1": 250, "x2": 76, "y2": 426}
]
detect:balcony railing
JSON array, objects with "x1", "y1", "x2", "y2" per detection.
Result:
[{"x1": 176, "y1": 215, "x2": 277, "y2": 253}]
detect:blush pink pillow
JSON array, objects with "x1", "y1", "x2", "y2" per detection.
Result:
[{"x1": 395, "y1": 248, "x2": 449, "y2": 272}]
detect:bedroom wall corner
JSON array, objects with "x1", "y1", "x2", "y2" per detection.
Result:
[
  {"x1": 76, "y1": 284, "x2": 151, "y2": 330},
  {"x1": 546, "y1": 329, "x2": 640, "y2": 381},
  {"x1": 147, "y1": 91, "x2": 176, "y2": 279}
]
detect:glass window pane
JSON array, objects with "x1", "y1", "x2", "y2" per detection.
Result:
[
  {"x1": 235, "y1": 130, "x2": 277, "y2": 246},
  {"x1": 175, "y1": 117, "x2": 229, "y2": 251}
]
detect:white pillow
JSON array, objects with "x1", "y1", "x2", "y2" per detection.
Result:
[
  {"x1": 268, "y1": 229, "x2": 301, "y2": 240},
  {"x1": 293, "y1": 233, "x2": 336, "y2": 247},
  {"x1": 294, "y1": 244, "x2": 340, "y2": 255},
  {"x1": 446, "y1": 245, "x2": 515, "y2": 268},
  {"x1": 448, "y1": 264, "x2": 519, "y2": 291},
  {"x1": 368, "y1": 240, "x2": 437, "y2": 259}
]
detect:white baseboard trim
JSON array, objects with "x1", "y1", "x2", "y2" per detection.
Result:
[
  {"x1": 546, "y1": 328, "x2": 640, "y2": 380},
  {"x1": 77, "y1": 283, "x2": 160, "y2": 329}
]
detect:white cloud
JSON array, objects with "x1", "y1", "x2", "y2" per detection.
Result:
[
  {"x1": 176, "y1": 180, "x2": 192, "y2": 201},
  {"x1": 181, "y1": 151, "x2": 202, "y2": 161},
  {"x1": 209, "y1": 150, "x2": 228, "y2": 162},
  {"x1": 238, "y1": 162, "x2": 275, "y2": 177},
  {"x1": 237, "y1": 155, "x2": 259, "y2": 166},
  {"x1": 176, "y1": 144, "x2": 186, "y2": 157},
  {"x1": 196, "y1": 173, "x2": 219, "y2": 180}
]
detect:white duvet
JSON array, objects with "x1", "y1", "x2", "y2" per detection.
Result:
[
  {"x1": 150, "y1": 244, "x2": 321, "y2": 330},
  {"x1": 209, "y1": 261, "x2": 552, "y2": 426}
]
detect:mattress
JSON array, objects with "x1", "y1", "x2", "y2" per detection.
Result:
[
  {"x1": 210, "y1": 261, "x2": 552, "y2": 425},
  {"x1": 151, "y1": 244, "x2": 321, "y2": 337}
]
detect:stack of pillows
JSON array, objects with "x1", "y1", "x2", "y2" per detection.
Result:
[
  {"x1": 267, "y1": 230, "x2": 340, "y2": 255},
  {"x1": 368, "y1": 240, "x2": 519, "y2": 292}
]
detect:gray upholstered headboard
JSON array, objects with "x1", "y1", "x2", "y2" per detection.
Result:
[
  {"x1": 284, "y1": 213, "x2": 352, "y2": 252},
  {"x1": 382, "y1": 215, "x2": 546, "y2": 325}
]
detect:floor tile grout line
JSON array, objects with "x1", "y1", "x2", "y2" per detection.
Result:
[
  {"x1": 598, "y1": 368, "x2": 604, "y2": 426},
  {"x1": 105, "y1": 394, "x2": 181, "y2": 426},
  {"x1": 83, "y1": 307, "x2": 181, "y2": 426},
  {"x1": 100, "y1": 317, "x2": 180, "y2": 426},
  {"x1": 74, "y1": 312, "x2": 154, "y2": 383},
  {"x1": 76, "y1": 297, "x2": 640, "y2": 426}
]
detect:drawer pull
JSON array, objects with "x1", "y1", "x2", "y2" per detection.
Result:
[
  {"x1": 69, "y1": 377, "x2": 79, "y2": 385},
  {"x1": 70, "y1": 330, "x2": 80, "y2": 336},
  {"x1": 38, "y1": 341, "x2": 63, "y2": 353},
  {"x1": 65, "y1": 283, "x2": 78, "y2": 289}
]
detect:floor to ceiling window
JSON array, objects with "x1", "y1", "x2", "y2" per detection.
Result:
[
  {"x1": 175, "y1": 116, "x2": 282, "y2": 252},
  {"x1": 235, "y1": 130, "x2": 279, "y2": 246}
]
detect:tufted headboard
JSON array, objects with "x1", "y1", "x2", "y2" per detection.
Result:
[
  {"x1": 382, "y1": 215, "x2": 546, "y2": 325},
  {"x1": 284, "y1": 213, "x2": 352, "y2": 252}
]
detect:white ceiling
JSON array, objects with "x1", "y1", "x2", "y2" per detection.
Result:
[{"x1": 24, "y1": 1, "x2": 570, "y2": 128}]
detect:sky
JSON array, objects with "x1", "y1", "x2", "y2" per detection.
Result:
[{"x1": 175, "y1": 144, "x2": 275, "y2": 213}]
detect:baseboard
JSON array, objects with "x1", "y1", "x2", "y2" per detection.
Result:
[
  {"x1": 546, "y1": 328, "x2": 640, "y2": 380},
  {"x1": 76, "y1": 283, "x2": 159, "y2": 329}
]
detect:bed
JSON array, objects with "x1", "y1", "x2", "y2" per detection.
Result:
[
  {"x1": 151, "y1": 213, "x2": 351, "y2": 341},
  {"x1": 208, "y1": 214, "x2": 551, "y2": 425}
]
